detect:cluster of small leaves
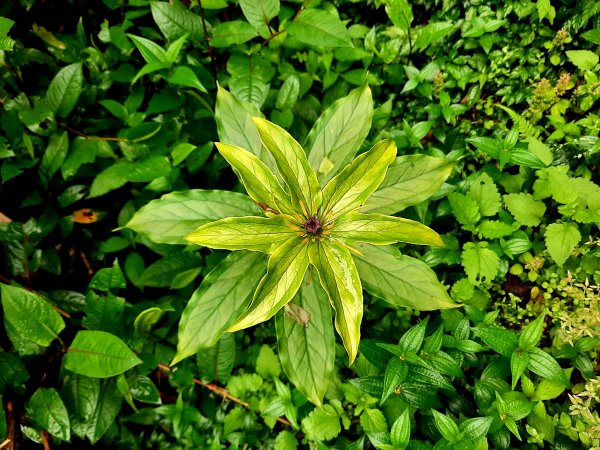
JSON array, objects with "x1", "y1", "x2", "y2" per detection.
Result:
[{"x1": 0, "y1": 0, "x2": 599, "y2": 448}]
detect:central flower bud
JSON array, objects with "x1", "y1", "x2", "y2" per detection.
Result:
[{"x1": 303, "y1": 216, "x2": 322, "y2": 235}]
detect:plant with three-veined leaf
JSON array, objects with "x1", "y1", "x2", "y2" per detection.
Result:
[{"x1": 181, "y1": 117, "x2": 447, "y2": 364}]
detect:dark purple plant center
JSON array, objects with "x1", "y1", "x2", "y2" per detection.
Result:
[{"x1": 304, "y1": 216, "x2": 322, "y2": 235}]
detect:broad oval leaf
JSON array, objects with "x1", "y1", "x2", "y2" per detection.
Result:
[
  {"x1": 150, "y1": 0, "x2": 204, "y2": 41},
  {"x1": 1, "y1": 283, "x2": 65, "y2": 351},
  {"x1": 332, "y1": 212, "x2": 443, "y2": 247},
  {"x1": 216, "y1": 142, "x2": 293, "y2": 214},
  {"x1": 228, "y1": 237, "x2": 310, "y2": 332},
  {"x1": 253, "y1": 117, "x2": 322, "y2": 215},
  {"x1": 363, "y1": 155, "x2": 454, "y2": 215},
  {"x1": 276, "y1": 275, "x2": 335, "y2": 406},
  {"x1": 125, "y1": 189, "x2": 261, "y2": 245},
  {"x1": 287, "y1": 9, "x2": 352, "y2": 48},
  {"x1": 173, "y1": 251, "x2": 267, "y2": 365},
  {"x1": 353, "y1": 244, "x2": 458, "y2": 310},
  {"x1": 239, "y1": 0, "x2": 279, "y2": 31},
  {"x1": 46, "y1": 62, "x2": 83, "y2": 118},
  {"x1": 26, "y1": 388, "x2": 71, "y2": 442},
  {"x1": 309, "y1": 240, "x2": 363, "y2": 364},
  {"x1": 321, "y1": 140, "x2": 396, "y2": 220},
  {"x1": 65, "y1": 330, "x2": 142, "y2": 378},
  {"x1": 186, "y1": 216, "x2": 296, "y2": 252},
  {"x1": 306, "y1": 84, "x2": 373, "y2": 185}
]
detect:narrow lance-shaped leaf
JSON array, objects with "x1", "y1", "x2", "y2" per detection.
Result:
[
  {"x1": 229, "y1": 237, "x2": 310, "y2": 332},
  {"x1": 321, "y1": 140, "x2": 397, "y2": 220},
  {"x1": 252, "y1": 117, "x2": 322, "y2": 215},
  {"x1": 216, "y1": 142, "x2": 293, "y2": 214},
  {"x1": 309, "y1": 240, "x2": 363, "y2": 364},
  {"x1": 276, "y1": 274, "x2": 335, "y2": 406},
  {"x1": 173, "y1": 251, "x2": 267, "y2": 365},
  {"x1": 363, "y1": 155, "x2": 454, "y2": 215},
  {"x1": 46, "y1": 63, "x2": 83, "y2": 118},
  {"x1": 332, "y1": 212, "x2": 444, "y2": 247},
  {"x1": 306, "y1": 84, "x2": 373, "y2": 185},
  {"x1": 185, "y1": 216, "x2": 296, "y2": 253},
  {"x1": 354, "y1": 244, "x2": 458, "y2": 310}
]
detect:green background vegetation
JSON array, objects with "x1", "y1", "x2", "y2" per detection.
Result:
[{"x1": 0, "y1": 0, "x2": 599, "y2": 448}]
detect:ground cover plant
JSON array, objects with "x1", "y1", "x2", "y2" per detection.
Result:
[{"x1": 0, "y1": 0, "x2": 598, "y2": 448}]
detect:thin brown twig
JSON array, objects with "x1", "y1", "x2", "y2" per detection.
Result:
[
  {"x1": 0, "y1": 212, "x2": 12, "y2": 223},
  {"x1": 56, "y1": 122, "x2": 127, "y2": 142},
  {"x1": 157, "y1": 363, "x2": 292, "y2": 427},
  {"x1": 40, "y1": 431, "x2": 51, "y2": 450},
  {"x1": 0, "y1": 439, "x2": 10, "y2": 449}
]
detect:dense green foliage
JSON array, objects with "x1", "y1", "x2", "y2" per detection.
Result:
[{"x1": 0, "y1": 0, "x2": 599, "y2": 449}]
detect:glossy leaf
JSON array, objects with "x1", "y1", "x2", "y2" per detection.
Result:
[
  {"x1": 474, "y1": 327, "x2": 518, "y2": 357},
  {"x1": 174, "y1": 251, "x2": 267, "y2": 364},
  {"x1": 381, "y1": 358, "x2": 408, "y2": 404},
  {"x1": 150, "y1": 0, "x2": 203, "y2": 41},
  {"x1": 186, "y1": 216, "x2": 296, "y2": 252},
  {"x1": 46, "y1": 62, "x2": 83, "y2": 118},
  {"x1": 527, "y1": 348, "x2": 568, "y2": 384},
  {"x1": 215, "y1": 142, "x2": 293, "y2": 214},
  {"x1": 65, "y1": 330, "x2": 142, "y2": 378},
  {"x1": 239, "y1": 0, "x2": 279, "y2": 31},
  {"x1": 228, "y1": 237, "x2": 310, "y2": 331},
  {"x1": 432, "y1": 409, "x2": 459, "y2": 442},
  {"x1": 363, "y1": 155, "x2": 454, "y2": 215},
  {"x1": 309, "y1": 240, "x2": 363, "y2": 364},
  {"x1": 1, "y1": 283, "x2": 65, "y2": 350},
  {"x1": 287, "y1": 9, "x2": 352, "y2": 48},
  {"x1": 510, "y1": 350, "x2": 530, "y2": 389},
  {"x1": 253, "y1": 117, "x2": 322, "y2": 215},
  {"x1": 354, "y1": 244, "x2": 458, "y2": 310},
  {"x1": 332, "y1": 212, "x2": 443, "y2": 247},
  {"x1": 276, "y1": 275, "x2": 335, "y2": 406},
  {"x1": 321, "y1": 140, "x2": 396, "y2": 220},
  {"x1": 306, "y1": 84, "x2": 373, "y2": 184},
  {"x1": 26, "y1": 388, "x2": 70, "y2": 441},
  {"x1": 519, "y1": 311, "x2": 546, "y2": 350},
  {"x1": 126, "y1": 189, "x2": 261, "y2": 245}
]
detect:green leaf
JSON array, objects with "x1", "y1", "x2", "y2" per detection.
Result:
[
  {"x1": 127, "y1": 34, "x2": 167, "y2": 64},
  {"x1": 503, "y1": 193, "x2": 546, "y2": 227},
  {"x1": 46, "y1": 63, "x2": 83, "y2": 118},
  {"x1": 150, "y1": 0, "x2": 204, "y2": 41},
  {"x1": 390, "y1": 409, "x2": 411, "y2": 448},
  {"x1": 126, "y1": 190, "x2": 261, "y2": 245},
  {"x1": 333, "y1": 212, "x2": 443, "y2": 247},
  {"x1": 321, "y1": 140, "x2": 396, "y2": 220},
  {"x1": 89, "y1": 260, "x2": 126, "y2": 291},
  {"x1": 61, "y1": 375, "x2": 122, "y2": 444},
  {"x1": 211, "y1": 21, "x2": 258, "y2": 47},
  {"x1": 253, "y1": 117, "x2": 322, "y2": 215},
  {"x1": 215, "y1": 142, "x2": 293, "y2": 214},
  {"x1": 0, "y1": 352, "x2": 29, "y2": 394},
  {"x1": 165, "y1": 66, "x2": 208, "y2": 93},
  {"x1": 1, "y1": 283, "x2": 65, "y2": 350},
  {"x1": 197, "y1": 333, "x2": 236, "y2": 384},
  {"x1": 287, "y1": 9, "x2": 352, "y2": 48},
  {"x1": 229, "y1": 237, "x2": 310, "y2": 331},
  {"x1": 527, "y1": 138, "x2": 553, "y2": 166},
  {"x1": 309, "y1": 240, "x2": 363, "y2": 364},
  {"x1": 363, "y1": 155, "x2": 453, "y2": 215},
  {"x1": 138, "y1": 252, "x2": 202, "y2": 289},
  {"x1": 519, "y1": 311, "x2": 546, "y2": 350},
  {"x1": 448, "y1": 192, "x2": 480, "y2": 229},
  {"x1": 276, "y1": 277, "x2": 335, "y2": 406},
  {"x1": 355, "y1": 244, "x2": 457, "y2": 310},
  {"x1": 474, "y1": 327, "x2": 518, "y2": 357},
  {"x1": 527, "y1": 348, "x2": 567, "y2": 384},
  {"x1": 537, "y1": 0, "x2": 556, "y2": 23},
  {"x1": 83, "y1": 292, "x2": 125, "y2": 334},
  {"x1": 215, "y1": 85, "x2": 275, "y2": 170},
  {"x1": 532, "y1": 379, "x2": 567, "y2": 401},
  {"x1": 461, "y1": 241, "x2": 500, "y2": 284},
  {"x1": 361, "y1": 408, "x2": 388, "y2": 434},
  {"x1": 276, "y1": 75, "x2": 300, "y2": 110},
  {"x1": 461, "y1": 416, "x2": 493, "y2": 439},
  {"x1": 544, "y1": 222, "x2": 580, "y2": 266},
  {"x1": 274, "y1": 430, "x2": 298, "y2": 450},
  {"x1": 301, "y1": 404, "x2": 341, "y2": 441},
  {"x1": 306, "y1": 84, "x2": 373, "y2": 185},
  {"x1": 566, "y1": 50, "x2": 599, "y2": 70},
  {"x1": 468, "y1": 173, "x2": 501, "y2": 217},
  {"x1": 256, "y1": 345, "x2": 282, "y2": 379},
  {"x1": 386, "y1": 0, "x2": 413, "y2": 33},
  {"x1": 65, "y1": 330, "x2": 142, "y2": 378},
  {"x1": 582, "y1": 29, "x2": 600, "y2": 45},
  {"x1": 61, "y1": 138, "x2": 104, "y2": 179},
  {"x1": 174, "y1": 251, "x2": 266, "y2": 364},
  {"x1": 40, "y1": 131, "x2": 69, "y2": 179},
  {"x1": 26, "y1": 388, "x2": 70, "y2": 441},
  {"x1": 186, "y1": 216, "x2": 296, "y2": 252},
  {"x1": 89, "y1": 156, "x2": 171, "y2": 198},
  {"x1": 239, "y1": 0, "x2": 279, "y2": 31},
  {"x1": 413, "y1": 21, "x2": 456, "y2": 51},
  {"x1": 381, "y1": 358, "x2": 408, "y2": 404},
  {"x1": 510, "y1": 350, "x2": 529, "y2": 389},
  {"x1": 432, "y1": 410, "x2": 459, "y2": 442}
]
